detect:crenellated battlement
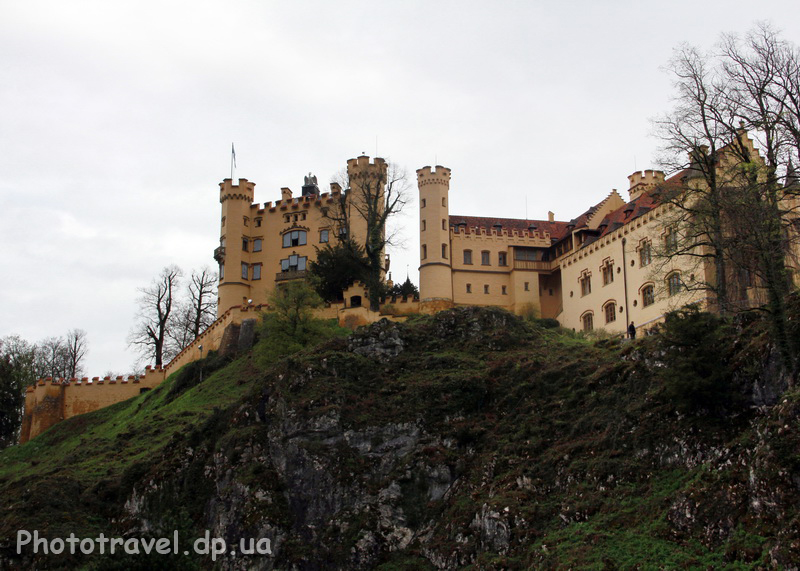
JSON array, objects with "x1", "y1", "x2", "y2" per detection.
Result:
[
  {"x1": 451, "y1": 224, "x2": 552, "y2": 244},
  {"x1": 627, "y1": 170, "x2": 665, "y2": 200},
  {"x1": 219, "y1": 178, "x2": 256, "y2": 202},
  {"x1": 416, "y1": 165, "x2": 451, "y2": 187},
  {"x1": 347, "y1": 155, "x2": 387, "y2": 171}
]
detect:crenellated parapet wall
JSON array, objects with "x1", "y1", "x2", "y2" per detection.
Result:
[
  {"x1": 19, "y1": 304, "x2": 269, "y2": 444},
  {"x1": 19, "y1": 366, "x2": 166, "y2": 444}
]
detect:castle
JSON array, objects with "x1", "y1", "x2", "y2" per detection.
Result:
[{"x1": 21, "y1": 132, "x2": 798, "y2": 442}]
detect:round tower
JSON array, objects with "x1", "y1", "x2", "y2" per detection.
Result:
[
  {"x1": 215, "y1": 178, "x2": 255, "y2": 316},
  {"x1": 417, "y1": 165, "x2": 454, "y2": 312}
]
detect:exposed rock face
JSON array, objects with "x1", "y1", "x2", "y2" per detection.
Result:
[
  {"x1": 347, "y1": 319, "x2": 404, "y2": 361},
  {"x1": 7, "y1": 307, "x2": 800, "y2": 570}
]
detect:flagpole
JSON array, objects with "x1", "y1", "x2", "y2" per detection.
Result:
[{"x1": 231, "y1": 143, "x2": 236, "y2": 181}]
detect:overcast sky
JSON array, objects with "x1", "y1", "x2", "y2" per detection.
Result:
[{"x1": 2, "y1": 0, "x2": 798, "y2": 375}]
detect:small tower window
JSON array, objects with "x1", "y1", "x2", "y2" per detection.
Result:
[
  {"x1": 253, "y1": 239, "x2": 262, "y2": 252},
  {"x1": 421, "y1": 199, "x2": 426, "y2": 208},
  {"x1": 442, "y1": 219, "x2": 447, "y2": 230},
  {"x1": 421, "y1": 220, "x2": 426, "y2": 232},
  {"x1": 221, "y1": 216, "x2": 226, "y2": 227},
  {"x1": 484, "y1": 284, "x2": 489, "y2": 294},
  {"x1": 242, "y1": 238, "x2": 248, "y2": 251},
  {"x1": 442, "y1": 244, "x2": 448, "y2": 259},
  {"x1": 466, "y1": 283, "x2": 472, "y2": 293},
  {"x1": 498, "y1": 252, "x2": 507, "y2": 266},
  {"x1": 320, "y1": 229, "x2": 329, "y2": 243},
  {"x1": 255, "y1": 218, "x2": 262, "y2": 227},
  {"x1": 252, "y1": 264, "x2": 262, "y2": 280},
  {"x1": 463, "y1": 250, "x2": 473, "y2": 265},
  {"x1": 481, "y1": 251, "x2": 490, "y2": 266},
  {"x1": 421, "y1": 244, "x2": 427, "y2": 260},
  {"x1": 241, "y1": 263, "x2": 248, "y2": 280},
  {"x1": 502, "y1": 285, "x2": 507, "y2": 295},
  {"x1": 442, "y1": 197, "x2": 446, "y2": 207}
]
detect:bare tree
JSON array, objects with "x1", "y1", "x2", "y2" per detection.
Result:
[
  {"x1": 169, "y1": 267, "x2": 218, "y2": 353},
  {"x1": 63, "y1": 329, "x2": 88, "y2": 378},
  {"x1": 34, "y1": 336, "x2": 70, "y2": 379},
  {"x1": 652, "y1": 43, "x2": 739, "y2": 314},
  {"x1": 655, "y1": 24, "x2": 800, "y2": 377},
  {"x1": 325, "y1": 160, "x2": 410, "y2": 309},
  {"x1": 128, "y1": 265, "x2": 182, "y2": 367}
]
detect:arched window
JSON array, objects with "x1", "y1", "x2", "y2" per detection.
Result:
[
  {"x1": 463, "y1": 249, "x2": 473, "y2": 264},
  {"x1": 667, "y1": 272, "x2": 683, "y2": 296},
  {"x1": 481, "y1": 251, "x2": 491, "y2": 265},
  {"x1": 282, "y1": 230, "x2": 307, "y2": 248},
  {"x1": 581, "y1": 312, "x2": 594, "y2": 332},
  {"x1": 641, "y1": 284, "x2": 655, "y2": 307},
  {"x1": 604, "y1": 301, "x2": 616, "y2": 323}
]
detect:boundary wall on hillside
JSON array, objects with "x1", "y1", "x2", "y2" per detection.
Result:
[{"x1": 19, "y1": 298, "x2": 419, "y2": 443}]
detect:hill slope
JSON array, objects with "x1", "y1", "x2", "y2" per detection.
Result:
[{"x1": 1, "y1": 306, "x2": 799, "y2": 569}]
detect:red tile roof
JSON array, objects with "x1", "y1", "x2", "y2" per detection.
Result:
[{"x1": 449, "y1": 215, "x2": 572, "y2": 241}]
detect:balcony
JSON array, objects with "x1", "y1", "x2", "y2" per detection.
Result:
[
  {"x1": 213, "y1": 246, "x2": 225, "y2": 263},
  {"x1": 275, "y1": 270, "x2": 308, "y2": 282},
  {"x1": 513, "y1": 259, "x2": 554, "y2": 271}
]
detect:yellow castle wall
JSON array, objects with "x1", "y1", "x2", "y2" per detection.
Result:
[{"x1": 559, "y1": 204, "x2": 702, "y2": 335}]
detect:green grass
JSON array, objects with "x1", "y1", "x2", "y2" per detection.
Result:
[{"x1": 0, "y1": 306, "x2": 797, "y2": 568}]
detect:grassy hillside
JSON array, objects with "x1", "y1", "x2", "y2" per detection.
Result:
[{"x1": 1, "y1": 306, "x2": 798, "y2": 569}]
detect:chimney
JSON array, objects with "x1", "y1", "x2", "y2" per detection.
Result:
[{"x1": 548, "y1": 211, "x2": 555, "y2": 222}]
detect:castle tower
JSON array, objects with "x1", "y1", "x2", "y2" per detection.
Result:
[
  {"x1": 215, "y1": 178, "x2": 256, "y2": 315},
  {"x1": 417, "y1": 165, "x2": 454, "y2": 311},
  {"x1": 346, "y1": 156, "x2": 389, "y2": 278}
]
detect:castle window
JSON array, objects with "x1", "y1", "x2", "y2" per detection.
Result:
[
  {"x1": 582, "y1": 312, "x2": 594, "y2": 332},
  {"x1": 667, "y1": 272, "x2": 683, "y2": 296},
  {"x1": 421, "y1": 199, "x2": 426, "y2": 208},
  {"x1": 241, "y1": 263, "x2": 248, "y2": 280},
  {"x1": 421, "y1": 220, "x2": 426, "y2": 232},
  {"x1": 524, "y1": 282, "x2": 529, "y2": 291},
  {"x1": 280, "y1": 255, "x2": 307, "y2": 272},
  {"x1": 221, "y1": 216, "x2": 226, "y2": 227},
  {"x1": 442, "y1": 197, "x2": 446, "y2": 207},
  {"x1": 301, "y1": 213, "x2": 306, "y2": 221},
  {"x1": 243, "y1": 217, "x2": 249, "y2": 226},
  {"x1": 602, "y1": 260, "x2": 614, "y2": 286},
  {"x1": 422, "y1": 244, "x2": 427, "y2": 260},
  {"x1": 481, "y1": 251, "x2": 490, "y2": 266},
  {"x1": 466, "y1": 283, "x2": 472, "y2": 293},
  {"x1": 639, "y1": 240, "x2": 652, "y2": 267},
  {"x1": 442, "y1": 219, "x2": 447, "y2": 230},
  {"x1": 484, "y1": 284, "x2": 489, "y2": 294},
  {"x1": 283, "y1": 230, "x2": 307, "y2": 248},
  {"x1": 253, "y1": 239, "x2": 262, "y2": 252},
  {"x1": 463, "y1": 250, "x2": 473, "y2": 265},
  {"x1": 283, "y1": 214, "x2": 290, "y2": 223},
  {"x1": 255, "y1": 218, "x2": 262, "y2": 227},
  {"x1": 604, "y1": 301, "x2": 616, "y2": 323},
  {"x1": 502, "y1": 285, "x2": 507, "y2": 295},
  {"x1": 664, "y1": 227, "x2": 678, "y2": 253},
  {"x1": 252, "y1": 264, "x2": 262, "y2": 280},
  {"x1": 642, "y1": 284, "x2": 655, "y2": 307},
  {"x1": 242, "y1": 238, "x2": 248, "y2": 251},
  {"x1": 498, "y1": 252, "x2": 507, "y2": 266},
  {"x1": 442, "y1": 244, "x2": 448, "y2": 259},
  {"x1": 580, "y1": 273, "x2": 592, "y2": 297},
  {"x1": 219, "y1": 264, "x2": 224, "y2": 279},
  {"x1": 320, "y1": 229, "x2": 329, "y2": 243}
]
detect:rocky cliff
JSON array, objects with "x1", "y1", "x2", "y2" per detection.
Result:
[{"x1": 1, "y1": 306, "x2": 799, "y2": 569}]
